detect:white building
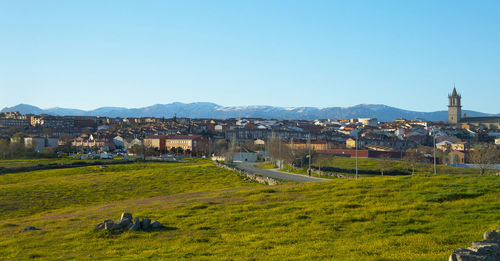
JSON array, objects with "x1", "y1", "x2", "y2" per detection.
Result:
[
  {"x1": 254, "y1": 139, "x2": 265, "y2": 146},
  {"x1": 358, "y1": 118, "x2": 378, "y2": 127},
  {"x1": 124, "y1": 138, "x2": 142, "y2": 149},
  {"x1": 233, "y1": 152, "x2": 258, "y2": 163},
  {"x1": 24, "y1": 137, "x2": 45, "y2": 153},
  {"x1": 214, "y1": 125, "x2": 224, "y2": 132},
  {"x1": 113, "y1": 136, "x2": 124, "y2": 148},
  {"x1": 46, "y1": 138, "x2": 59, "y2": 148}
]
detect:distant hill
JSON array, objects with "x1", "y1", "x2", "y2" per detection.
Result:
[{"x1": 1, "y1": 103, "x2": 498, "y2": 122}]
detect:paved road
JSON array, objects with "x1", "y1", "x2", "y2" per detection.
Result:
[{"x1": 235, "y1": 162, "x2": 328, "y2": 182}]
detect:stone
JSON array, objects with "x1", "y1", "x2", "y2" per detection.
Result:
[
  {"x1": 120, "y1": 212, "x2": 133, "y2": 221},
  {"x1": 484, "y1": 231, "x2": 500, "y2": 241},
  {"x1": 128, "y1": 221, "x2": 140, "y2": 231},
  {"x1": 116, "y1": 218, "x2": 131, "y2": 229},
  {"x1": 151, "y1": 221, "x2": 162, "y2": 229},
  {"x1": 94, "y1": 214, "x2": 162, "y2": 233},
  {"x1": 95, "y1": 219, "x2": 113, "y2": 230},
  {"x1": 470, "y1": 243, "x2": 499, "y2": 254},
  {"x1": 94, "y1": 223, "x2": 105, "y2": 230},
  {"x1": 141, "y1": 218, "x2": 151, "y2": 230},
  {"x1": 104, "y1": 221, "x2": 115, "y2": 231},
  {"x1": 111, "y1": 222, "x2": 122, "y2": 230},
  {"x1": 449, "y1": 227, "x2": 500, "y2": 261},
  {"x1": 126, "y1": 223, "x2": 134, "y2": 230},
  {"x1": 21, "y1": 226, "x2": 39, "y2": 232}
]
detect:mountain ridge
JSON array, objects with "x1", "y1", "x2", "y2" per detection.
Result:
[{"x1": 1, "y1": 103, "x2": 498, "y2": 122}]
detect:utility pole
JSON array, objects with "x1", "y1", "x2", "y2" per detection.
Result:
[
  {"x1": 307, "y1": 134, "x2": 311, "y2": 176},
  {"x1": 355, "y1": 133, "x2": 358, "y2": 179},
  {"x1": 141, "y1": 139, "x2": 145, "y2": 160},
  {"x1": 278, "y1": 134, "x2": 282, "y2": 169},
  {"x1": 433, "y1": 133, "x2": 437, "y2": 176}
]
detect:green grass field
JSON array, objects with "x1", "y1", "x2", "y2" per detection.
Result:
[
  {"x1": 0, "y1": 159, "x2": 498, "y2": 260},
  {"x1": 320, "y1": 156, "x2": 496, "y2": 175},
  {"x1": 277, "y1": 156, "x2": 498, "y2": 178},
  {"x1": 0, "y1": 158, "x2": 123, "y2": 170}
]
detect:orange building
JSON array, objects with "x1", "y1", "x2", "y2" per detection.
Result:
[
  {"x1": 286, "y1": 140, "x2": 328, "y2": 151},
  {"x1": 145, "y1": 134, "x2": 208, "y2": 155},
  {"x1": 165, "y1": 135, "x2": 208, "y2": 154}
]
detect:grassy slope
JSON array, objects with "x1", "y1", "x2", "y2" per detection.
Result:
[
  {"x1": 0, "y1": 160, "x2": 499, "y2": 260},
  {"x1": 0, "y1": 160, "x2": 256, "y2": 219},
  {"x1": 0, "y1": 158, "x2": 116, "y2": 169}
]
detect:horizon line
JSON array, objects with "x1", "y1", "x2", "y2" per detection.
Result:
[{"x1": 1, "y1": 102, "x2": 457, "y2": 114}]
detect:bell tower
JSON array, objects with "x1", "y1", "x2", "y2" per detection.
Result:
[{"x1": 448, "y1": 87, "x2": 462, "y2": 124}]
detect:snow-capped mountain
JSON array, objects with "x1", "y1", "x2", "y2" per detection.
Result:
[{"x1": 1, "y1": 103, "x2": 497, "y2": 121}]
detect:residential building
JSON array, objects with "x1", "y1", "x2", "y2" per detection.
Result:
[
  {"x1": 346, "y1": 138, "x2": 361, "y2": 149},
  {"x1": 165, "y1": 134, "x2": 207, "y2": 154},
  {"x1": 144, "y1": 135, "x2": 168, "y2": 150},
  {"x1": 287, "y1": 140, "x2": 329, "y2": 151},
  {"x1": 0, "y1": 117, "x2": 29, "y2": 128},
  {"x1": 233, "y1": 152, "x2": 258, "y2": 162},
  {"x1": 451, "y1": 142, "x2": 469, "y2": 152},
  {"x1": 24, "y1": 137, "x2": 45, "y2": 153},
  {"x1": 358, "y1": 118, "x2": 378, "y2": 127}
]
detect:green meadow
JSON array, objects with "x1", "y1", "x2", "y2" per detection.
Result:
[
  {"x1": 0, "y1": 159, "x2": 498, "y2": 260},
  {"x1": 0, "y1": 158, "x2": 122, "y2": 171},
  {"x1": 279, "y1": 156, "x2": 497, "y2": 178}
]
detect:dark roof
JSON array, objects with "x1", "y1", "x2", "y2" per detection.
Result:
[
  {"x1": 461, "y1": 117, "x2": 500, "y2": 123},
  {"x1": 167, "y1": 135, "x2": 203, "y2": 140},
  {"x1": 145, "y1": 135, "x2": 169, "y2": 139}
]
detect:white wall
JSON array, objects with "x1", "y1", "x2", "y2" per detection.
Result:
[{"x1": 233, "y1": 152, "x2": 258, "y2": 162}]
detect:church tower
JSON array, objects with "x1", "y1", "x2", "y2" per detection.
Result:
[{"x1": 448, "y1": 87, "x2": 462, "y2": 124}]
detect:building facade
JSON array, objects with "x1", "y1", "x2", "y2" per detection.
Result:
[{"x1": 448, "y1": 87, "x2": 462, "y2": 124}]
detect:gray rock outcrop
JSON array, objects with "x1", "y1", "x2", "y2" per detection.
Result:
[
  {"x1": 128, "y1": 217, "x2": 141, "y2": 231},
  {"x1": 21, "y1": 226, "x2": 40, "y2": 232},
  {"x1": 121, "y1": 212, "x2": 132, "y2": 221},
  {"x1": 449, "y1": 226, "x2": 500, "y2": 261},
  {"x1": 141, "y1": 218, "x2": 151, "y2": 230},
  {"x1": 151, "y1": 221, "x2": 162, "y2": 229},
  {"x1": 94, "y1": 213, "x2": 162, "y2": 233}
]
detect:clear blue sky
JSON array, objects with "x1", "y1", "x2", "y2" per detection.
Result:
[{"x1": 0, "y1": 0, "x2": 499, "y2": 113}]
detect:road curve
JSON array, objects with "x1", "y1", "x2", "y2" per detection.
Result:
[{"x1": 235, "y1": 162, "x2": 328, "y2": 182}]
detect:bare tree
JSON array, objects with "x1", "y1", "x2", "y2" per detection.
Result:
[
  {"x1": 212, "y1": 139, "x2": 229, "y2": 156},
  {"x1": 59, "y1": 134, "x2": 74, "y2": 153},
  {"x1": 403, "y1": 151, "x2": 425, "y2": 175},
  {"x1": 0, "y1": 139, "x2": 8, "y2": 159},
  {"x1": 437, "y1": 150, "x2": 450, "y2": 165},
  {"x1": 315, "y1": 155, "x2": 330, "y2": 172},
  {"x1": 241, "y1": 140, "x2": 258, "y2": 152},
  {"x1": 266, "y1": 133, "x2": 295, "y2": 168},
  {"x1": 470, "y1": 145, "x2": 498, "y2": 175},
  {"x1": 224, "y1": 133, "x2": 237, "y2": 162},
  {"x1": 379, "y1": 154, "x2": 392, "y2": 176}
]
